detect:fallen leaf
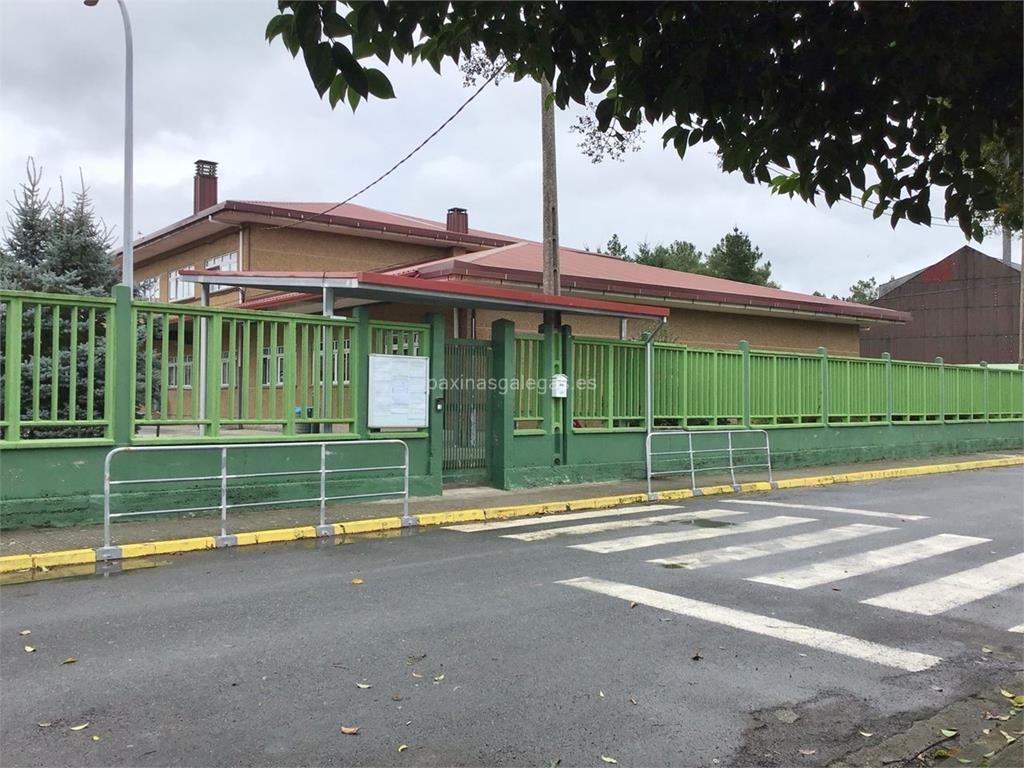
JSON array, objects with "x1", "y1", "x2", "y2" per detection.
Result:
[
  {"x1": 1000, "y1": 689, "x2": 1015, "y2": 699},
  {"x1": 600, "y1": 755, "x2": 617, "y2": 764},
  {"x1": 355, "y1": 683, "x2": 372, "y2": 689},
  {"x1": 391, "y1": 694, "x2": 403, "y2": 702},
  {"x1": 931, "y1": 686, "x2": 944, "y2": 692},
  {"x1": 411, "y1": 671, "x2": 422, "y2": 678},
  {"x1": 940, "y1": 729, "x2": 959, "y2": 738},
  {"x1": 91, "y1": 735, "x2": 101, "y2": 742},
  {"x1": 19, "y1": 630, "x2": 31, "y2": 636},
  {"x1": 406, "y1": 654, "x2": 426, "y2": 665},
  {"x1": 981, "y1": 647, "x2": 993, "y2": 654},
  {"x1": 433, "y1": 674, "x2": 444, "y2": 682},
  {"x1": 398, "y1": 744, "x2": 408, "y2": 752},
  {"x1": 61, "y1": 657, "x2": 76, "y2": 665},
  {"x1": 983, "y1": 728, "x2": 992, "y2": 735},
  {"x1": 69, "y1": 723, "x2": 89, "y2": 731},
  {"x1": 23, "y1": 645, "x2": 35, "y2": 653},
  {"x1": 799, "y1": 748, "x2": 817, "y2": 756},
  {"x1": 831, "y1": 586, "x2": 841, "y2": 592},
  {"x1": 859, "y1": 731, "x2": 874, "y2": 738},
  {"x1": 1000, "y1": 730, "x2": 1017, "y2": 744},
  {"x1": 1012, "y1": 695, "x2": 1024, "y2": 708},
  {"x1": 598, "y1": 691, "x2": 605, "y2": 698},
  {"x1": 351, "y1": 578, "x2": 364, "y2": 585},
  {"x1": 629, "y1": 697, "x2": 638, "y2": 706},
  {"x1": 691, "y1": 650, "x2": 703, "y2": 661},
  {"x1": 340, "y1": 726, "x2": 360, "y2": 736},
  {"x1": 628, "y1": 602, "x2": 637, "y2": 609},
  {"x1": 934, "y1": 748, "x2": 952, "y2": 759},
  {"x1": 983, "y1": 751, "x2": 996, "y2": 758},
  {"x1": 37, "y1": 722, "x2": 52, "y2": 728},
  {"x1": 956, "y1": 759, "x2": 972, "y2": 764},
  {"x1": 549, "y1": 760, "x2": 562, "y2": 768}
]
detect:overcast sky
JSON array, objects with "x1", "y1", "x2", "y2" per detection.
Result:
[{"x1": 1, "y1": 0, "x2": 1012, "y2": 296}]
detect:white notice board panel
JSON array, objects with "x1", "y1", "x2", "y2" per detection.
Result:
[{"x1": 367, "y1": 354, "x2": 430, "y2": 429}]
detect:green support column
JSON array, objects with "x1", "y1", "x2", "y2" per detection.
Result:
[
  {"x1": 882, "y1": 352, "x2": 892, "y2": 424},
  {"x1": 560, "y1": 324, "x2": 574, "y2": 468},
  {"x1": 352, "y1": 306, "x2": 370, "y2": 438},
  {"x1": 539, "y1": 320, "x2": 562, "y2": 463},
  {"x1": 425, "y1": 312, "x2": 445, "y2": 491},
  {"x1": 739, "y1": 340, "x2": 751, "y2": 428},
  {"x1": 112, "y1": 284, "x2": 134, "y2": 446},
  {"x1": 980, "y1": 360, "x2": 989, "y2": 421},
  {"x1": 3, "y1": 297, "x2": 22, "y2": 443},
  {"x1": 205, "y1": 314, "x2": 223, "y2": 438},
  {"x1": 489, "y1": 319, "x2": 515, "y2": 489},
  {"x1": 817, "y1": 345, "x2": 829, "y2": 427},
  {"x1": 935, "y1": 356, "x2": 946, "y2": 422}
]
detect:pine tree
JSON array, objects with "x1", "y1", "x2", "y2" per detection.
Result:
[{"x1": 705, "y1": 228, "x2": 777, "y2": 287}]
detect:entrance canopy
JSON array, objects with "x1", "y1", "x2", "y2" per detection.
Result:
[{"x1": 180, "y1": 269, "x2": 670, "y2": 320}]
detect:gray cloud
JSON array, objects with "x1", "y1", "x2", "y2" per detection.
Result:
[{"x1": 1, "y1": 0, "x2": 1009, "y2": 296}]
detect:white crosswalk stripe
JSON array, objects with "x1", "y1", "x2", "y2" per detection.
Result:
[
  {"x1": 445, "y1": 504, "x2": 675, "y2": 533},
  {"x1": 723, "y1": 499, "x2": 928, "y2": 521},
  {"x1": 648, "y1": 523, "x2": 895, "y2": 569},
  {"x1": 558, "y1": 577, "x2": 942, "y2": 672},
  {"x1": 501, "y1": 509, "x2": 745, "y2": 542},
  {"x1": 747, "y1": 533, "x2": 990, "y2": 589},
  {"x1": 570, "y1": 515, "x2": 814, "y2": 554},
  {"x1": 861, "y1": 553, "x2": 1024, "y2": 615}
]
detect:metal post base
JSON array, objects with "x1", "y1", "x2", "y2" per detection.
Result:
[
  {"x1": 400, "y1": 514, "x2": 417, "y2": 528},
  {"x1": 648, "y1": 491, "x2": 659, "y2": 501},
  {"x1": 214, "y1": 535, "x2": 237, "y2": 548},
  {"x1": 95, "y1": 546, "x2": 122, "y2": 562},
  {"x1": 315, "y1": 525, "x2": 335, "y2": 538}
]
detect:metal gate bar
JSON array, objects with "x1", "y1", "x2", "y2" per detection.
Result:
[
  {"x1": 102, "y1": 439, "x2": 410, "y2": 555},
  {"x1": 443, "y1": 339, "x2": 490, "y2": 473}
]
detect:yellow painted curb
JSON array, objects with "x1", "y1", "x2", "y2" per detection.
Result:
[{"x1": 0, "y1": 454, "x2": 1019, "y2": 577}]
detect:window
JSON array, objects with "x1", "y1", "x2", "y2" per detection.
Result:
[
  {"x1": 167, "y1": 354, "x2": 193, "y2": 388},
  {"x1": 205, "y1": 251, "x2": 239, "y2": 292},
  {"x1": 220, "y1": 351, "x2": 231, "y2": 388},
  {"x1": 261, "y1": 346, "x2": 285, "y2": 386},
  {"x1": 135, "y1": 278, "x2": 159, "y2": 301},
  {"x1": 168, "y1": 267, "x2": 195, "y2": 302},
  {"x1": 321, "y1": 338, "x2": 351, "y2": 385}
]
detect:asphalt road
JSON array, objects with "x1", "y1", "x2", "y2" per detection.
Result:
[{"x1": 2, "y1": 468, "x2": 1023, "y2": 767}]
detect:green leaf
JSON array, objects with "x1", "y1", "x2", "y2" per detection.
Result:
[
  {"x1": 332, "y1": 42, "x2": 368, "y2": 98},
  {"x1": 265, "y1": 14, "x2": 291, "y2": 43},
  {"x1": 940, "y1": 729, "x2": 959, "y2": 738},
  {"x1": 328, "y1": 75, "x2": 347, "y2": 108},
  {"x1": 365, "y1": 68, "x2": 396, "y2": 100}
]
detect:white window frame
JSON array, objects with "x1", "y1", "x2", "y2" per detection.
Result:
[
  {"x1": 167, "y1": 354, "x2": 193, "y2": 389},
  {"x1": 205, "y1": 251, "x2": 239, "y2": 293},
  {"x1": 168, "y1": 267, "x2": 195, "y2": 302},
  {"x1": 261, "y1": 346, "x2": 286, "y2": 387}
]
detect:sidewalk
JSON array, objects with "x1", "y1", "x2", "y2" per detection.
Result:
[{"x1": 2, "y1": 450, "x2": 1020, "y2": 558}]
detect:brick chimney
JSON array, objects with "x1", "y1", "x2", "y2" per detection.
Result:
[
  {"x1": 446, "y1": 207, "x2": 468, "y2": 234},
  {"x1": 193, "y1": 159, "x2": 218, "y2": 214}
]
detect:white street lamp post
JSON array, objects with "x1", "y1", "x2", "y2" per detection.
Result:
[{"x1": 85, "y1": 0, "x2": 133, "y2": 288}]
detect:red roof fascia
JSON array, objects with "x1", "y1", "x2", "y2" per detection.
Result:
[{"x1": 413, "y1": 260, "x2": 909, "y2": 323}]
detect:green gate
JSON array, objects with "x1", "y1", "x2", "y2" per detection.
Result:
[{"x1": 443, "y1": 338, "x2": 491, "y2": 481}]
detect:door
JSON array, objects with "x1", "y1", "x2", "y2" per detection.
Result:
[{"x1": 443, "y1": 338, "x2": 491, "y2": 482}]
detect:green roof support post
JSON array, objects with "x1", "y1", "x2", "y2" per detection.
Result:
[
  {"x1": 3, "y1": 296, "x2": 22, "y2": 444},
  {"x1": 112, "y1": 284, "x2": 134, "y2": 446},
  {"x1": 882, "y1": 352, "x2": 893, "y2": 425},
  {"x1": 424, "y1": 312, "x2": 445, "y2": 495},
  {"x1": 539, "y1": 319, "x2": 560, "y2": 464},
  {"x1": 817, "y1": 346, "x2": 829, "y2": 427},
  {"x1": 739, "y1": 340, "x2": 751, "y2": 428},
  {"x1": 352, "y1": 306, "x2": 370, "y2": 438},
  {"x1": 282, "y1": 318, "x2": 297, "y2": 436},
  {"x1": 489, "y1": 319, "x2": 515, "y2": 489},
  {"x1": 935, "y1": 356, "x2": 946, "y2": 423},
  {"x1": 560, "y1": 324, "x2": 575, "y2": 470},
  {"x1": 205, "y1": 312, "x2": 222, "y2": 438}
]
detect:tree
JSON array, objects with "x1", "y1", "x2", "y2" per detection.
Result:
[
  {"x1": 846, "y1": 277, "x2": 879, "y2": 304},
  {"x1": 631, "y1": 240, "x2": 705, "y2": 274},
  {"x1": 0, "y1": 161, "x2": 127, "y2": 438},
  {"x1": 705, "y1": 228, "x2": 776, "y2": 287},
  {"x1": 267, "y1": 2, "x2": 1022, "y2": 240}
]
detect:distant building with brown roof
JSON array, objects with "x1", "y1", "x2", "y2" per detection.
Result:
[{"x1": 860, "y1": 246, "x2": 1022, "y2": 364}]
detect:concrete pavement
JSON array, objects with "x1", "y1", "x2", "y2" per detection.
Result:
[{"x1": 1, "y1": 467, "x2": 1023, "y2": 766}]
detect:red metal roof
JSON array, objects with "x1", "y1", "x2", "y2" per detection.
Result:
[
  {"x1": 390, "y1": 242, "x2": 909, "y2": 323},
  {"x1": 181, "y1": 269, "x2": 670, "y2": 320}
]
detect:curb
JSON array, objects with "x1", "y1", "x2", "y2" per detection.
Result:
[{"x1": 1, "y1": 455, "x2": 1021, "y2": 579}]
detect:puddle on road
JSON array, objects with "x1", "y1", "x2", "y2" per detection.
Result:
[
  {"x1": 0, "y1": 557, "x2": 176, "y2": 586},
  {"x1": 692, "y1": 517, "x2": 734, "y2": 528}
]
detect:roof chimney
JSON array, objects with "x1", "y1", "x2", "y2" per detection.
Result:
[
  {"x1": 193, "y1": 159, "x2": 218, "y2": 214},
  {"x1": 446, "y1": 207, "x2": 468, "y2": 234}
]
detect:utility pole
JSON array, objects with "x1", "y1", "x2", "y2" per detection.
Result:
[{"x1": 541, "y1": 76, "x2": 560, "y2": 296}]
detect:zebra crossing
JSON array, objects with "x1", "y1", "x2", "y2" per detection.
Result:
[{"x1": 444, "y1": 498, "x2": 1024, "y2": 670}]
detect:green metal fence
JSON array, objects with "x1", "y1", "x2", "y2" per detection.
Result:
[
  {"x1": 1, "y1": 290, "x2": 116, "y2": 444},
  {"x1": 513, "y1": 334, "x2": 544, "y2": 427},
  {"x1": 571, "y1": 336, "x2": 1023, "y2": 432}
]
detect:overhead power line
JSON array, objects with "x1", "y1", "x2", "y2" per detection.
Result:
[{"x1": 267, "y1": 69, "x2": 503, "y2": 232}]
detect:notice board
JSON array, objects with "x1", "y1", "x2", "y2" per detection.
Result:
[{"x1": 367, "y1": 354, "x2": 430, "y2": 429}]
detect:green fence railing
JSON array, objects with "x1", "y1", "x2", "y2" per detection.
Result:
[{"x1": 571, "y1": 337, "x2": 1023, "y2": 432}]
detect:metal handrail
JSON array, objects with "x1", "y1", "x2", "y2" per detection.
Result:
[
  {"x1": 102, "y1": 439, "x2": 410, "y2": 554},
  {"x1": 645, "y1": 429, "x2": 773, "y2": 499}
]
